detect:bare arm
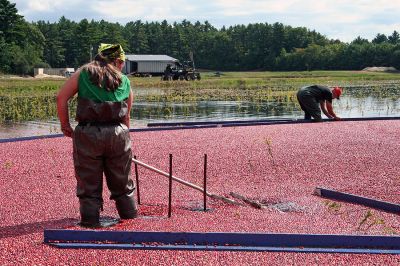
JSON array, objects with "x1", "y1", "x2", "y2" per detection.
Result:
[
  {"x1": 56, "y1": 71, "x2": 80, "y2": 137},
  {"x1": 125, "y1": 88, "x2": 133, "y2": 128},
  {"x1": 320, "y1": 100, "x2": 333, "y2": 119},
  {"x1": 325, "y1": 101, "x2": 341, "y2": 120}
]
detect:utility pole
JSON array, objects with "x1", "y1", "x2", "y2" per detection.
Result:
[
  {"x1": 189, "y1": 51, "x2": 195, "y2": 70},
  {"x1": 90, "y1": 46, "x2": 93, "y2": 61}
]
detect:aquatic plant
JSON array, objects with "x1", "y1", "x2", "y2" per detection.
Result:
[{"x1": 1, "y1": 71, "x2": 400, "y2": 123}]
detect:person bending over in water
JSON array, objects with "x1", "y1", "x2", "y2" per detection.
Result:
[{"x1": 297, "y1": 85, "x2": 342, "y2": 122}]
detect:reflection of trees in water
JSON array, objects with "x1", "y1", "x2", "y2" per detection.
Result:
[
  {"x1": 132, "y1": 87, "x2": 400, "y2": 120},
  {"x1": 132, "y1": 99, "x2": 301, "y2": 120},
  {"x1": 338, "y1": 96, "x2": 400, "y2": 116},
  {"x1": 1, "y1": 86, "x2": 400, "y2": 123}
]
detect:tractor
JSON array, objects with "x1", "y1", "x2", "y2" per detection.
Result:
[{"x1": 162, "y1": 60, "x2": 201, "y2": 81}]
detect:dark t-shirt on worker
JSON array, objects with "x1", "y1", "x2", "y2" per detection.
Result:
[{"x1": 299, "y1": 85, "x2": 333, "y2": 103}]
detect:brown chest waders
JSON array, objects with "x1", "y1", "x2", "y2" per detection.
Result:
[
  {"x1": 297, "y1": 88, "x2": 322, "y2": 121},
  {"x1": 73, "y1": 98, "x2": 137, "y2": 226}
]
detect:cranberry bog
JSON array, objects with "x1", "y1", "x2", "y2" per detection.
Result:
[{"x1": 1, "y1": 120, "x2": 399, "y2": 265}]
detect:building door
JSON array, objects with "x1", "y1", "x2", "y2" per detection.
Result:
[{"x1": 131, "y1": 61, "x2": 138, "y2": 73}]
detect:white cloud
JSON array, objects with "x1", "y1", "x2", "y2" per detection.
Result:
[
  {"x1": 210, "y1": 0, "x2": 400, "y2": 41},
  {"x1": 12, "y1": 0, "x2": 400, "y2": 41},
  {"x1": 213, "y1": 0, "x2": 300, "y2": 15},
  {"x1": 15, "y1": 0, "x2": 81, "y2": 12},
  {"x1": 92, "y1": 0, "x2": 195, "y2": 21},
  {"x1": 211, "y1": 0, "x2": 399, "y2": 24},
  {"x1": 212, "y1": 0, "x2": 400, "y2": 16},
  {"x1": 26, "y1": 0, "x2": 57, "y2": 12}
]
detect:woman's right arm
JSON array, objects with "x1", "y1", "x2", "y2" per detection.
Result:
[{"x1": 56, "y1": 71, "x2": 80, "y2": 137}]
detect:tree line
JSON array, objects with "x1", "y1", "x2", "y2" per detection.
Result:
[{"x1": 1, "y1": 0, "x2": 400, "y2": 75}]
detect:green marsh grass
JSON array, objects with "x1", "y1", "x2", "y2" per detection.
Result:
[{"x1": 1, "y1": 71, "x2": 400, "y2": 123}]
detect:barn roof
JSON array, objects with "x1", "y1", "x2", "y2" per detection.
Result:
[{"x1": 125, "y1": 54, "x2": 178, "y2": 62}]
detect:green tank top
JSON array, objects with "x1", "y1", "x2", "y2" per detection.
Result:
[{"x1": 78, "y1": 70, "x2": 131, "y2": 102}]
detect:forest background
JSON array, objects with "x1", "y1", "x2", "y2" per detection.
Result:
[{"x1": 1, "y1": 0, "x2": 400, "y2": 75}]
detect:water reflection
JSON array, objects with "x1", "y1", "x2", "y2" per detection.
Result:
[
  {"x1": 131, "y1": 94, "x2": 400, "y2": 125},
  {"x1": 132, "y1": 100, "x2": 300, "y2": 124},
  {"x1": 1, "y1": 88, "x2": 399, "y2": 139}
]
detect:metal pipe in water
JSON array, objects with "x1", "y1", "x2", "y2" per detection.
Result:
[{"x1": 131, "y1": 157, "x2": 240, "y2": 205}]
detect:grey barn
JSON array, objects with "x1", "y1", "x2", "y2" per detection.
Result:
[{"x1": 123, "y1": 54, "x2": 178, "y2": 75}]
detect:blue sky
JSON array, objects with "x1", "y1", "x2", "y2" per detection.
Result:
[{"x1": 13, "y1": 0, "x2": 400, "y2": 42}]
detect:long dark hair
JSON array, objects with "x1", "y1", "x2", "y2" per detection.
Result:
[{"x1": 81, "y1": 47, "x2": 123, "y2": 92}]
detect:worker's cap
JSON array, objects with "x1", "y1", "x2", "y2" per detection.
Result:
[
  {"x1": 332, "y1": 86, "x2": 342, "y2": 100},
  {"x1": 98, "y1": 43, "x2": 126, "y2": 62}
]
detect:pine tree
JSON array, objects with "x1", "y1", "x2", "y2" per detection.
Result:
[{"x1": 0, "y1": 0, "x2": 23, "y2": 40}]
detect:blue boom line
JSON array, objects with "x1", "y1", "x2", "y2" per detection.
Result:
[
  {"x1": 1, "y1": 116, "x2": 400, "y2": 144},
  {"x1": 315, "y1": 187, "x2": 400, "y2": 214},
  {"x1": 43, "y1": 230, "x2": 400, "y2": 254}
]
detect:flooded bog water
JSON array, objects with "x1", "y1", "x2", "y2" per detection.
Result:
[{"x1": 1, "y1": 89, "x2": 399, "y2": 139}]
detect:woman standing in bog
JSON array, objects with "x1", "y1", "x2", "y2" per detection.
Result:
[{"x1": 57, "y1": 43, "x2": 137, "y2": 227}]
